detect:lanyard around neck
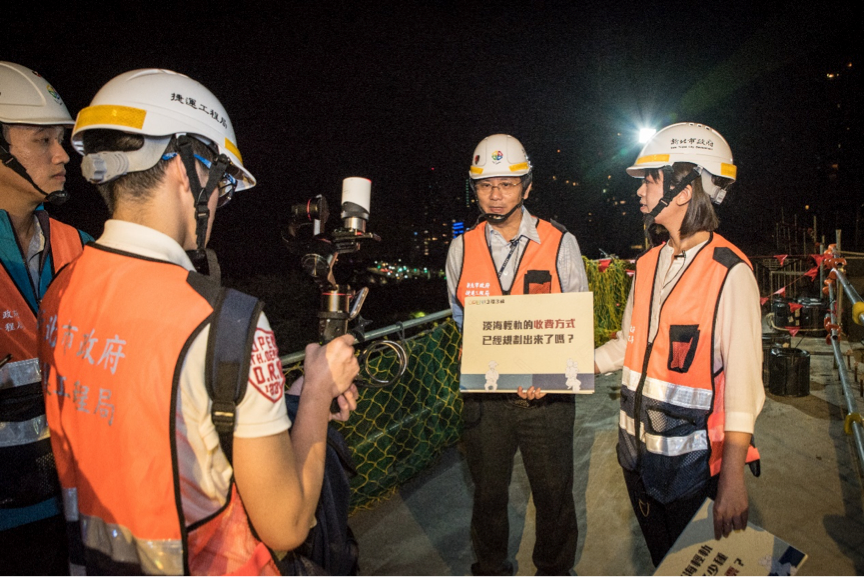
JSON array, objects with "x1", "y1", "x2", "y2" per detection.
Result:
[{"x1": 496, "y1": 237, "x2": 521, "y2": 279}]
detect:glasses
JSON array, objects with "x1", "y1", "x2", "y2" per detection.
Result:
[
  {"x1": 475, "y1": 180, "x2": 522, "y2": 194},
  {"x1": 162, "y1": 152, "x2": 237, "y2": 208}
]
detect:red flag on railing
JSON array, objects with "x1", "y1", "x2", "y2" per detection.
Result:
[
  {"x1": 775, "y1": 254, "x2": 788, "y2": 266},
  {"x1": 804, "y1": 267, "x2": 819, "y2": 281},
  {"x1": 774, "y1": 287, "x2": 786, "y2": 296},
  {"x1": 598, "y1": 259, "x2": 612, "y2": 273},
  {"x1": 760, "y1": 297, "x2": 769, "y2": 306},
  {"x1": 789, "y1": 303, "x2": 803, "y2": 313},
  {"x1": 811, "y1": 254, "x2": 826, "y2": 267},
  {"x1": 787, "y1": 327, "x2": 800, "y2": 337}
]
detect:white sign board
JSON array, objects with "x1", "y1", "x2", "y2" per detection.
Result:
[
  {"x1": 654, "y1": 498, "x2": 808, "y2": 576},
  {"x1": 460, "y1": 292, "x2": 594, "y2": 393}
]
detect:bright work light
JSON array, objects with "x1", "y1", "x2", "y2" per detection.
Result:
[{"x1": 638, "y1": 128, "x2": 656, "y2": 144}]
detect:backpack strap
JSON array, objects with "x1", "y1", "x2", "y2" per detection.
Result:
[{"x1": 205, "y1": 288, "x2": 264, "y2": 464}]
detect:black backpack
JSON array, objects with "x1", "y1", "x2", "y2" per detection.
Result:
[{"x1": 205, "y1": 288, "x2": 359, "y2": 576}]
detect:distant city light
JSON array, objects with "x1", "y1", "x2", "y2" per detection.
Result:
[{"x1": 639, "y1": 128, "x2": 657, "y2": 143}]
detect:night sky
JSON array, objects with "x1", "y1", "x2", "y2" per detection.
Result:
[{"x1": 7, "y1": 2, "x2": 861, "y2": 277}]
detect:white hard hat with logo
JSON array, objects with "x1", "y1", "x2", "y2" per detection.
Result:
[
  {"x1": 627, "y1": 122, "x2": 736, "y2": 204},
  {"x1": 0, "y1": 61, "x2": 74, "y2": 126},
  {"x1": 0, "y1": 62, "x2": 74, "y2": 204},
  {"x1": 469, "y1": 133, "x2": 531, "y2": 180},
  {"x1": 72, "y1": 68, "x2": 255, "y2": 190}
]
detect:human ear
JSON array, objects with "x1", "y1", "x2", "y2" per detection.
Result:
[
  {"x1": 676, "y1": 185, "x2": 693, "y2": 206},
  {"x1": 166, "y1": 155, "x2": 193, "y2": 198}
]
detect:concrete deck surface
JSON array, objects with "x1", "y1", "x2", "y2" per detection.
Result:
[{"x1": 350, "y1": 336, "x2": 864, "y2": 575}]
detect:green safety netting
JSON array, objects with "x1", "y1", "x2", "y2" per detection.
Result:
[
  {"x1": 282, "y1": 259, "x2": 633, "y2": 512},
  {"x1": 584, "y1": 256, "x2": 633, "y2": 348},
  {"x1": 283, "y1": 319, "x2": 463, "y2": 512}
]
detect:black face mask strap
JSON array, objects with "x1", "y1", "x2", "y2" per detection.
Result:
[{"x1": 0, "y1": 125, "x2": 69, "y2": 206}]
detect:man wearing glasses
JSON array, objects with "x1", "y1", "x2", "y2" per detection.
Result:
[
  {"x1": 446, "y1": 134, "x2": 588, "y2": 575},
  {"x1": 37, "y1": 69, "x2": 359, "y2": 575}
]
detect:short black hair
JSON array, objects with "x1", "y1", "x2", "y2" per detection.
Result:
[{"x1": 82, "y1": 130, "x2": 213, "y2": 213}]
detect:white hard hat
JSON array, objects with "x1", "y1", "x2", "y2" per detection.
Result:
[
  {"x1": 0, "y1": 61, "x2": 74, "y2": 126},
  {"x1": 469, "y1": 134, "x2": 531, "y2": 180},
  {"x1": 627, "y1": 122, "x2": 736, "y2": 203},
  {"x1": 72, "y1": 68, "x2": 255, "y2": 191}
]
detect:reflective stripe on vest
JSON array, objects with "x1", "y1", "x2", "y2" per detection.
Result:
[
  {"x1": 41, "y1": 245, "x2": 277, "y2": 575},
  {"x1": 0, "y1": 357, "x2": 41, "y2": 390},
  {"x1": 456, "y1": 218, "x2": 564, "y2": 308},
  {"x1": 62, "y1": 487, "x2": 184, "y2": 575},
  {"x1": 0, "y1": 413, "x2": 48, "y2": 447},
  {"x1": 621, "y1": 366, "x2": 713, "y2": 411},
  {"x1": 619, "y1": 233, "x2": 759, "y2": 503},
  {"x1": 0, "y1": 360, "x2": 60, "y2": 526},
  {"x1": 619, "y1": 409, "x2": 710, "y2": 456}
]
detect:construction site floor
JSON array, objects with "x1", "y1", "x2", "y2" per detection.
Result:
[{"x1": 350, "y1": 336, "x2": 864, "y2": 575}]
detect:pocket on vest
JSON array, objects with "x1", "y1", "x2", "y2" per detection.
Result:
[{"x1": 667, "y1": 324, "x2": 700, "y2": 373}]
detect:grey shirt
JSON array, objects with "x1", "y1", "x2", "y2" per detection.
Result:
[
  {"x1": 446, "y1": 208, "x2": 589, "y2": 327},
  {"x1": 25, "y1": 215, "x2": 46, "y2": 290}
]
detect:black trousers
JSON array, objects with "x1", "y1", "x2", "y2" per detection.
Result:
[
  {"x1": 462, "y1": 394, "x2": 578, "y2": 576},
  {"x1": 0, "y1": 514, "x2": 69, "y2": 575},
  {"x1": 622, "y1": 467, "x2": 718, "y2": 567}
]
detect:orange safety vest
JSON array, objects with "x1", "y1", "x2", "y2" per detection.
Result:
[
  {"x1": 455, "y1": 218, "x2": 565, "y2": 308},
  {"x1": 619, "y1": 233, "x2": 760, "y2": 504},
  {"x1": 1, "y1": 210, "x2": 87, "y2": 364},
  {"x1": 39, "y1": 244, "x2": 278, "y2": 576},
  {"x1": 1, "y1": 209, "x2": 88, "y2": 531}
]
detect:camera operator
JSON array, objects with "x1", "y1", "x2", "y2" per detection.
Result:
[{"x1": 38, "y1": 68, "x2": 358, "y2": 575}]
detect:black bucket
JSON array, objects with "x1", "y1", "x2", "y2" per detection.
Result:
[
  {"x1": 772, "y1": 297, "x2": 798, "y2": 329},
  {"x1": 797, "y1": 297, "x2": 826, "y2": 331},
  {"x1": 767, "y1": 347, "x2": 810, "y2": 397},
  {"x1": 762, "y1": 334, "x2": 791, "y2": 386}
]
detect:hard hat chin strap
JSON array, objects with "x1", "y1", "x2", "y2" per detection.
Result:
[
  {"x1": 0, "y1": 132, "x2": 68, "y2": 206},
  {"x1": 473, "y1": 173, "x2": 531, "y2": 224},
  {"x1": 482, "y1": 197, "x2": 523, "y2": 224},
  {"x1": 642, "y1": 166, "x2": 699, "y2": 231},
  {"x1": 176, "y1": 135, "x2": 229, "y2": 275}
]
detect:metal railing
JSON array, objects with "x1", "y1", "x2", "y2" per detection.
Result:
[
  {"x1": 279, "y1": 309, "x2": 452, "y2": 365},
  {"x1": 823, "y1": 246, "x2": 864, "y2": 468}
]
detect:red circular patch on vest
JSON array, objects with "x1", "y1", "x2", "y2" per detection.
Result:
[{"x1": 248, "y1": 328, "x2": 285, "y2": 403}]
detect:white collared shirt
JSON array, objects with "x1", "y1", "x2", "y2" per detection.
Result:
[
  {"x1": 595, "y1": 239, "x2": 765, "y2": 433},
  {"x1": 96, "y1": 220, "x2": 291, "y2": 524}
]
